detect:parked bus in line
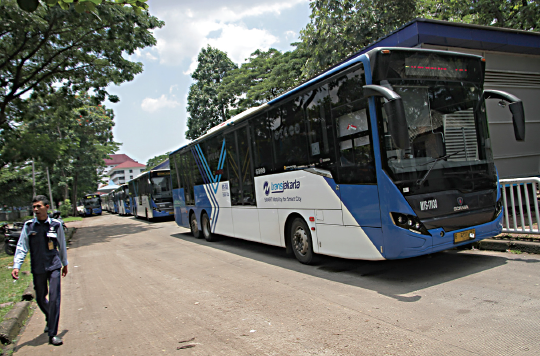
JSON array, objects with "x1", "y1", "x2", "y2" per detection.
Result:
[
  {"x1": 169, "y1": 47, "x2": 526, "y2": 264},
  {"x1": 128, "y1": 169, "x2": 174, "y2": 221},
  {"x1": 101, "y1": 193, "x2": 110, "y2": 212},
  {"x1": 115, "y1": 184, "x2": 131, "y2": 215},
  {"x1": 82, "y1": 194, "x2": 102, "y2": 216}
]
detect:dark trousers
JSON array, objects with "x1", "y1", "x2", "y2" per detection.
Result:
[{"x1": 33, "y1": 269, "x2": 61, "y2": 337}]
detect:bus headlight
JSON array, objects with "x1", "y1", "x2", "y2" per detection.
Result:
[{"x1": 390, "y1": 212, "x2": 431, "y2": 236}]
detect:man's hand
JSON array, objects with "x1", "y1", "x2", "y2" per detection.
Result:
[
  {"x1": 12, "y1": 268, "x2": 19, "y2": 280},
  {"x1": 62, "y1": 265, "x2": 68, "y2": 277}
]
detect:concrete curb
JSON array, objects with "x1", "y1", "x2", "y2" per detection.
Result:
[
  {"x1": 476, "y1": 238, "x2": 540, "y2": 254},
  {"x1": 0, "y1": 301, "x2": 30, "y2": 345}
]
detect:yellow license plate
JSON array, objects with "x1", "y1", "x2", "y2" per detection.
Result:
[{"x1": 454, "y1": 229, "x2": 476, "y2": 244}]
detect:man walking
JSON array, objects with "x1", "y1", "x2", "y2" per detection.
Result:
[{"x1": 12, "y1": 195, "x2": 68, "y2": 346}]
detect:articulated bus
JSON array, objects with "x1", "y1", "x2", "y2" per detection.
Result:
[
  {"x1": 128, "y1": 169, "x2": 174, "y2": 220},
  {"x1": 82, "y1": 194, "x2": 102, "y2": 216},
  {"x1": 169, "y1": 47, "x2": 525, "y2": 264},
  {"x1": 115, "y1": 184, "x2": 131, "y2": 215}
]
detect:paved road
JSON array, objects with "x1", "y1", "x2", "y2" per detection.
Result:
[{"x1": 13, "y1": 214, "x2": 540, "y2": 355}]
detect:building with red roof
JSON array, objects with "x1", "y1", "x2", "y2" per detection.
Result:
[{"x1": 109, "y1": 160, "x2": 146, "y2": 185}]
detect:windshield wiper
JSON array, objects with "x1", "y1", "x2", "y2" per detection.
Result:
[{"x1": 416, "y1": 150, "x2": 465, "y2": 186}]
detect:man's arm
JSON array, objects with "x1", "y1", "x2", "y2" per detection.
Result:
[
  {"x1": 57, "y1": 223, "x2": 69, "y2": 277},
  {"x1": 12, "y1": 223, "x2": 29, "y2": 279}
]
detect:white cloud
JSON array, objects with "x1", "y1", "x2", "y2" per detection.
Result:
[
  {"x1": 141, "y1": 94, "x2": 180, "y2": 113},
  {"x1": 151, "y1": 0, "x2": 308, "y2": 68}
]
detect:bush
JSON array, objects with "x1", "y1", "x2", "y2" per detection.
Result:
[{"x1": 59, "y1": 199, "x2": 72, "y2": 218}]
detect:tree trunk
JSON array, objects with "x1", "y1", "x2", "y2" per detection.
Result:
[{"x1": 71, "y1": 172, "x2": 78, "y2": 216}]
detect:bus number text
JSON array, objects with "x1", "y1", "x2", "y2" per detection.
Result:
[{"x1": 420, "y1": 199, "x2": 438, "y2": 211}]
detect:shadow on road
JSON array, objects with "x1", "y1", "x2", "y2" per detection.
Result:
[
  {"x1": 69, "y1": 222, "x2": 159, "y2": 249},
  {"x1": 14, "y1": 329, "x2": 68, "y2": 351},
  {"x1": 171, "y1": 231, "x2": 539, "y2": 302}
]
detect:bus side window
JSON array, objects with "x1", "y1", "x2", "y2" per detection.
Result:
[
  {"x1": 238, "y1": 127, "x2": 256, "y2": 205},
  {"x1": 271, "y1": 99, "x2": 309, "y2": 171},
  {"x1": 250, "y1": 113, "x2": 274, "y2": 176},
  {"x1": 304, "y1": 84, "x2": 338, "y2": 170},
  {"x1": 329, "y1": 65, "x2": 376, "y2": 184},
  {"x1": 225, "y1": 131, "x2": 242, "y2": 206}
]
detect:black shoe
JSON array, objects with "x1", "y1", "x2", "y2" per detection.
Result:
[
  {"x1": 44, "y1": 325, "x2": 49, "y2": 333},
  {"x1": 49, "y1": 336, "x2": 63, "y2": 346}
]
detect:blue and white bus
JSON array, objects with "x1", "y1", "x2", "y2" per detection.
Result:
[
  {"x1": 114, "y1": 184, "x2": 131, "y2": 215},
  {"x1": 82, "y1": 194, "x2": 102, "y2": 216},
  {"x1": 129, "y1": 169, "x2": 174, "y2": 221},
  {"x1": 169, "y1": 47, "x2": 525, "y2": 264}
]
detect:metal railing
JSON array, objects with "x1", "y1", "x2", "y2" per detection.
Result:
[{"x1": 500, "y1": 177, "x2": 540, "y2": 235}]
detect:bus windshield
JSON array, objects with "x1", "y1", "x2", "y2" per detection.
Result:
[
  {"x1": 84, "y1": 196, "x2": 101, "y2": 208},
  {"x1": 151, "y1": 176, "x2": 172, "y2": 202},
  {"x1": 378, "y1": 79, "x2": 496, "y2": 195}
]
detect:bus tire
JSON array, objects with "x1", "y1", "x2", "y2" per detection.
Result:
[
  {"x1": 201, "y1": 212, "x2": 216, "y2": 242},
  {"x1": 190, "y1": 213, "x2": 200, "y2": 239},
  {"x1": 290, "y1": 217, "x2": 315, "y2": 264}
]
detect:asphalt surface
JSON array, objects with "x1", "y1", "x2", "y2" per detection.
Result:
[{"x1": 12, "y1": 214, "x2": 540, "y2": 355}]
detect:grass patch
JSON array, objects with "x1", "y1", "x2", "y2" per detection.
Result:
[
  {"x1": 63, "y1": 216, "x2": 83, "y2": 222},
  {"x1": 0, "y1": 250, "x2": 31, "y2": 324}
]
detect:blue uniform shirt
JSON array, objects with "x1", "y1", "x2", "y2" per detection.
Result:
[{"x1": 13, "y1": 217, "x2": 68, "y2": 273}]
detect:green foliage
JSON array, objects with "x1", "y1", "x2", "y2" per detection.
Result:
[
  {"x1": 144, "y1": 153, "x2": 169, "y2": 171},
  {"x1": 59, "y1": 198, "x2": 71, "y2": 217},
  {"x1": 0, "y1": 0, "x2": 164, "y2": 127},
  {"x1": 298, "y1": 0, "x2": 417, "y2": 77},
  {"x1": 0, "y1": 250, "x2": 31, "y2": 324},
  {"x1": 420, "y1": 0, "x2": 540, "y2": 31},
  {"x1": 186, "y1": 45, "x2": 238, "y2": 140},
  {"x1": 219, "y1": 48, "x2": 308, "y2": 115},
  {"x1": 15, "y1": 0, "x2": 149, "y2": 14},
  {"x1": 0, "y1": 92, "x2": 120, "y2": 212}
]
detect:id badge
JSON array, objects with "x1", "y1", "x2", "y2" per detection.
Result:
[{"x1": 48, "y1": 240, "x2": 54, "y2": 250}]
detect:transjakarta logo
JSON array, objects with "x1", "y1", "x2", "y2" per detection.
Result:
[{"x1": 263, "y1": 180, "x2": 301, "y2": 196}]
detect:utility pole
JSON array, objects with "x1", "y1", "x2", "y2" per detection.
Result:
[{"x1": 47, "y1": 167, "x2": 55, "y2": 210}]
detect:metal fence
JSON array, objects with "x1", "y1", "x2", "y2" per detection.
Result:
[{"x1": 500, "y1": 177, "x2": 540, "y2": 235}]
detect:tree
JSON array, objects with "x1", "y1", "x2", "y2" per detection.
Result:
[
  {"x1": 185, "y1": 45, "x2": 238, "y2": 140},
  {"x1": 144, "y1": 153, "x2": 170, "y2": 171},
  {"x1": 0, "y1": 91, "x2": 120, "y2": 213},
  {"x1": 420, "y1": 0, "x2": 540, "y2": 31},
  {"x1": 219, "y1": 48, "x2": 308, "y2": 115},
  {"x1": 15, "y1": 0, "x2": 148, "y2": 14},
  {"x1": 298, "y1": 0, "x2": 418, "y2": 77},
  {"x1": 0, "y1": 0, "x2": 164, "y2": 128}
]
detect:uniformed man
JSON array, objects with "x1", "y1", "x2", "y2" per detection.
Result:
[{"x1": 12, "y1": 195, "x2": 68, "y2": 346}]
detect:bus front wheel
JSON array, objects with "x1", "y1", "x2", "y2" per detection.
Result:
[
  {"x1": 190, "y1": 213, "x2": 200, "y2": 239},
  {"x1": 201, "y1": 212, "x2": 217, "y2": 242},
  {"x1": 290, "y1": 218, "x2": 315, "y2": 264}
]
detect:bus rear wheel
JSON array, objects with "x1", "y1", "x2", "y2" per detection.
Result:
[
  {"x1": 201, "y1": 212, "x2": 216, "y2": 242},
  {"x1": 290, "y1": 218, "x2": 315, "y2": 264},
  {"x1": 190, "y1": 213, "x2": 200, "y2": 239}
]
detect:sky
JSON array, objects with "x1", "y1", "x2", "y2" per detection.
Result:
[{"x1": 105, "y1": 0, "x2": 312, "y2": 165}]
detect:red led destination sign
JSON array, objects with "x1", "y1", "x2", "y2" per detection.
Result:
[{"x1": 404, "y1": 57, "x2": 469, "y2": 79}]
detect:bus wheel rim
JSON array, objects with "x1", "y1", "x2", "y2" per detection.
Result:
[
  {"x1": 191, "y1": 217, "x2": 197, "y2": 232},
  {"x1": 293, "y1": 227, "x2": 308, "y2": 256}
]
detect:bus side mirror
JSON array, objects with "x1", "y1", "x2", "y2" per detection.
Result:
[
  {"x1": 484, "y1": 90, "x2": 525, "y2": 141},
  {"x1": 363, "y1": 85, "x2": 409, "y2": 149}
]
